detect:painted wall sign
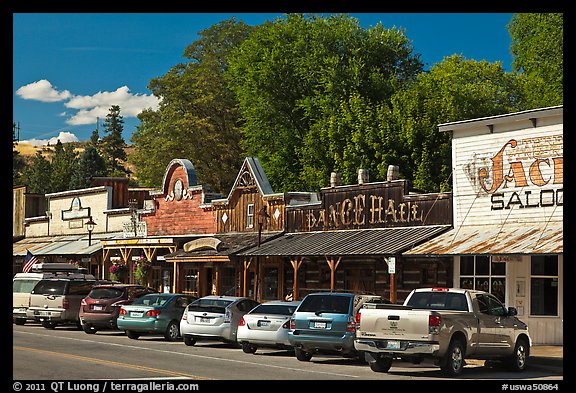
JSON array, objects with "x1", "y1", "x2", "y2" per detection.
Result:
[{"x1": 61, "y1": 197, "x2": 90, "y2": 220}]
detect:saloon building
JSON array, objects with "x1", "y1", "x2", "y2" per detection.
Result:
[{"x1": 405, "y1": 105, "x2": 563, "y2": 345}]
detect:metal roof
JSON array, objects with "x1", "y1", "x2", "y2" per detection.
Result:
[
  {"x1": 13, "y1": 232, "x2": 123, "y2": 257},
  {"x1": 238, "y1": 225, "x2": 452, "y2": 257},
  {"x1": 403, "y1": 222, "x2": 563, "y2": 256}
]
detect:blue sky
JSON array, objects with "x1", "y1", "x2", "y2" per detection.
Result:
[{"x1": 13, "y1": 13, "x2": 515, "y2": 146}]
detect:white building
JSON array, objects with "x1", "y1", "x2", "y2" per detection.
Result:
[{"x1": 406, "y1": 105, "x2": 563, "y2": 345}]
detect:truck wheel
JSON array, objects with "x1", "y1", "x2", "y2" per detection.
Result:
[
  {"x1": 295, "y1": 348, "x2": 312, "y2": 361},
  {"x1": 506, "y1": 338, "x2": 529, "y2": 372},
  {"x1": 368, "y1": 356, "x2": 393, "y2": 372},
  {"x1": 440, "y1": 339, "x2": 465, "y2": 376}
]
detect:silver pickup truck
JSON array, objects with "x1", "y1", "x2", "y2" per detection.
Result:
[{"x1": 354, "y1": 287, "x2": 531, "y2": 376}]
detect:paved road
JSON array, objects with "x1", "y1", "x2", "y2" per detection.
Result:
[{"x1": 13, "y1": 323, "x2": 563, "y2": 383}]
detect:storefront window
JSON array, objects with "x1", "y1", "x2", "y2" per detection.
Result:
[
  {"x1": 459, "y1": 255, "x2": 506, "y2": 302},
  {"x1": 530, "y1": 255, "x2": 558, "y2": 316},
  {"x1": 220, "y1": 267, "x2": 236, "y2": 296},
  {"x1": 182, "y1": 267, "x2": 199, "y2": 296},
  {"x1": 262, "y1": 267, "x2": 278, "y2": 300}
]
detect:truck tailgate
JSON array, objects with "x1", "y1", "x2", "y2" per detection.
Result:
[{"x1": 359, "y1": 307, "x2": 433, "y2": 341}]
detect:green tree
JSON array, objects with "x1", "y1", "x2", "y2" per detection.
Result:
[
  {"x1": 50, "y1": 140, "x2": 79, "y2": 192},
  {"x1": 390, "y1": 55, "x2": 523, "y2": 191},
  {"x1": 225, "y1": 13, "x2": 423, "y2": 191},
  {"x1": 508, "y1": 13, "x2": 563, "y2": 108},
  {"x1": 100, "y1": 105, "x2": 129, "y2": 176},
  {"x1": 130, "y1": 17, "x2": 253, "y2": 192},
  {"x1": 21, "y1": 150, "x2": 52, "y2": 194},
  {"x1": 69, "y1": 146, "x2": 108, "y2": 189}
]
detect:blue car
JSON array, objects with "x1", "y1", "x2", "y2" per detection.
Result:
[
  {"x1": 117, "y1": 293, "x2": 197, "y2": 341},
  {"x1": 288, "y1": 292, "x2": 385, "y2": 361}
]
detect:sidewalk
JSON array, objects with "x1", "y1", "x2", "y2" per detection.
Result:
[{"x1": 529, "y1": 345, "x2": 563, "y2": 369}]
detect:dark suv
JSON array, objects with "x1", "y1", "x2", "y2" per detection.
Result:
[
  {"x1": 79, "y1": 284, "x2": 157, "y2": 334},
  {"x1": 288, "y1": 292, "x2": 385, "y2": 361}
]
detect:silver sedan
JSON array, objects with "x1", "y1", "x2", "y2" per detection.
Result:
[{"x1": 237, "y1": 300, "x2": 301, "y2": 354}]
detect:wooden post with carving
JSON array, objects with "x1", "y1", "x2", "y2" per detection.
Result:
[{"x1": 325, "y1": 256, "x2": 342, "y2": 291}]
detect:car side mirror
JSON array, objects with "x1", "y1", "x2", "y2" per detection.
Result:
[{"x1": 507, "y1": 307, "x2": 518, "y2": 316}]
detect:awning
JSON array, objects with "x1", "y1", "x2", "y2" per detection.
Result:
[
  {"x1": 165, "y1": 231, "x2": 284, "y2": 261},
  {"x1": 403, "y1": 222, "x2": 563, "y2": 256},
  {"x1": 238, "y1": 225, "x2": 452, "y2": 257},
  {"x1": 13, "y1": 232, "x2": 123, "y2": 257}
]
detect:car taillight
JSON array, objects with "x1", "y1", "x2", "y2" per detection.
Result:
[
  {"x1": 81, "y1": 298, "x2": 87, "y2": 306},
  {"x1": 431, "y1": 287, "x2": 449, "y2": 292},
  {"x1": 224, "y1": 309, "x2": 231, "y2": 323},
  {"x1": 282, "y1": 320, "x2": 290, "y2": 329},
  {"x1": 238, "y1": 317, "x2": 246, "y2": 327},
  {"x1": 355, "y1": 312, "x2": 361, "y2": 329},
  {"x1": 146, "y1": 309, "x2": 161, "y2": 317},
  {"x1": 119, "y1": 308, "x2": 127, "y2": 315},
  {"x1": 182, "y1": 312, "x2": 188, "y2": 321},
  {"x1": 346, "y1": 315, "x2": 356, "y2": 332},
  {"x1": 290, "y1": 317, "x2": 296, "y2": 330},
  {"x1": 429, "y1": 314, "x2": 441, "y2": 334},
  {"x1": 63, "y1": 299, "x2": 69, "y2": 310}
]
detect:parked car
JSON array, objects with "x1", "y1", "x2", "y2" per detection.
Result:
[
  {"x1": 237, "y1": 300, "x2": 301, "y2": 354},
  {"x1": 117, "y1": 293, "x2": 197, "y2": 341},
  {"x1": 288, "y1": 292, "x2": 386, "y2": 361},
  {"x1": 28, "y1": 276, "x2": 98, "y2": 329},
  {"x1": 180, "y1": 296, "x2": 260, "y2": 347},
  {"x1": 79, "y1": 284, "x2": 157, "y2": 334},
  {"x1": 13, "y1": 264, "x2": 93, "y2": 325}
]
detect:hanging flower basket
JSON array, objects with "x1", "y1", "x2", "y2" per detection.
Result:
[
  {"x1": 109, "y1": 260, "x2": 127, "y2": 282},
  {"x1": 133, "y1": 256, "x2": 152, "y2": 286}
]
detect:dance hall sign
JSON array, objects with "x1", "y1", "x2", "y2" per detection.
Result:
[
  {"x1": 287, "y1": 181, "x2": 452, "y2": 232},
  {"x1": 463, "y1": 134, "x2": 563, "y2": 214}
]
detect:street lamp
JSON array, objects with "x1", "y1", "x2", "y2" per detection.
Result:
[{"x1": 86, "y1": 216, "x2": 96, "y2": 246}]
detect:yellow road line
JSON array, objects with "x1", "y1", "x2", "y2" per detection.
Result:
[{"x1": 14, "y1": 346, "x2": 213, "y2": 380}]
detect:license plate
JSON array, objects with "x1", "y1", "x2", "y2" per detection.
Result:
[
  {"x1": 312, "y1": 321, "x2": 327, "y2": 329},
  {"x1": 93, "y1": 305, "x2": 105, "y2": 311},
  {"x1": 38, "y1": 311, "x2": 50, "y2": 316},
  {"x1": 258, "y1": 320, "x2": 270, "y2": 327},
  {"x1": 386, "y1": 340, "x2": 401, "y2": 350},
  {"x1": 130, "y1": 312, "x2": 144, "y2": 318}
]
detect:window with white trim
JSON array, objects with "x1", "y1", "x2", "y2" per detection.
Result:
[
  {"x1": 459, "y1": 255, "x2": 506, "y2": 303},
  {"x1": 530, "y1": 255, "x2": 558, "y2": 316},
  {"x1": 246, "y1": 203, "x2": 254, "y2": 228}
]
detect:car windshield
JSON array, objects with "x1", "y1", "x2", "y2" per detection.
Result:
[
  {"x1": 297, "y1": 295, "x2": 351, "y2": 314},
  {"x1": 31, "y1": 280, "x2": 67, "y2": 295},
  {"x1": 132, "y1": 294, "x2": 172, "y2": 307},
  {"x1": 249, "y1": 304, "x2": 297, "y2": 315},
  {"x1": 88, "y1": 287, "x2": 124, "y2": 299},
  {"x1": 187, "y1": 298, "x2": 233, "y2": 314}
]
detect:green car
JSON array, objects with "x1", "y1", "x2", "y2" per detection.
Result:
[{"x1": 117, "y1": 293, "x2": 197, "y2": 341}]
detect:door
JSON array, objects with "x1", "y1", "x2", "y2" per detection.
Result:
[{"x1": 474, "y1": 294, "x2": 501, "y2": 354}]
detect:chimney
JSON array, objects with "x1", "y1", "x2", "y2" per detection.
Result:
[
  {"x1": 387, "y1": 165, "x2": 399, "y2": 181},
  {"x1": 358, "y1": 169, "x2": 369, "y2": 184},
  {"x1": 330, "y1": 172, "x2": 341, "y2": 187}
]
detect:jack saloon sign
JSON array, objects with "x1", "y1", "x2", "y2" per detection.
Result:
[{"x1": 470, "y1": 135, "x2": 563, "y2": 210}]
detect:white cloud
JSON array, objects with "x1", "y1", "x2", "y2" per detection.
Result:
[
  {"x1": 22, "y1": 131, "x2": 79, "y2": 147},
  {"x1": 16, "y1": 80, "x2": 161, "y2": 126},
  {"x1": 16, "y1": 79, "x2": 71, "y2": 102},
  {"x1": 64, "y1": 85, "x2": 160, "y2": 125}
]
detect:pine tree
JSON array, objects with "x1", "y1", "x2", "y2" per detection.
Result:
[{"x1": 100, "y1": 105, "x2": 129, "y2": 177}]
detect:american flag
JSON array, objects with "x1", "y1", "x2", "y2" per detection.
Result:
[{"x1": 23, "y1": 250, "x2": 38, "y2": 273}]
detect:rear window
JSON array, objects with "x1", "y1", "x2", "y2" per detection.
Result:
[
  {"x1": 249, "y1": 304, "x2": 297, "y2": 316},
  {"x1": 32, "y1": 280, "x2": 67, "y2": 295},
  {"x1": 297, "y1": 295, "x2": 352, "y2": 314},
  {"x1": 13, "y1": 279, "x2": 40, "y2": 293},
  {"x1": 407, "y1": 292, "x2": 468, "y2": 311},
  {"x1": 88, "y1": 287, "x2": 124, "y2": 300},
  {"x1": 187, "y1": 298, "x2": 233, "y2": 314},
  {"x1": 132, "y1": 294, "x2": 172, "y2": 307}
]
